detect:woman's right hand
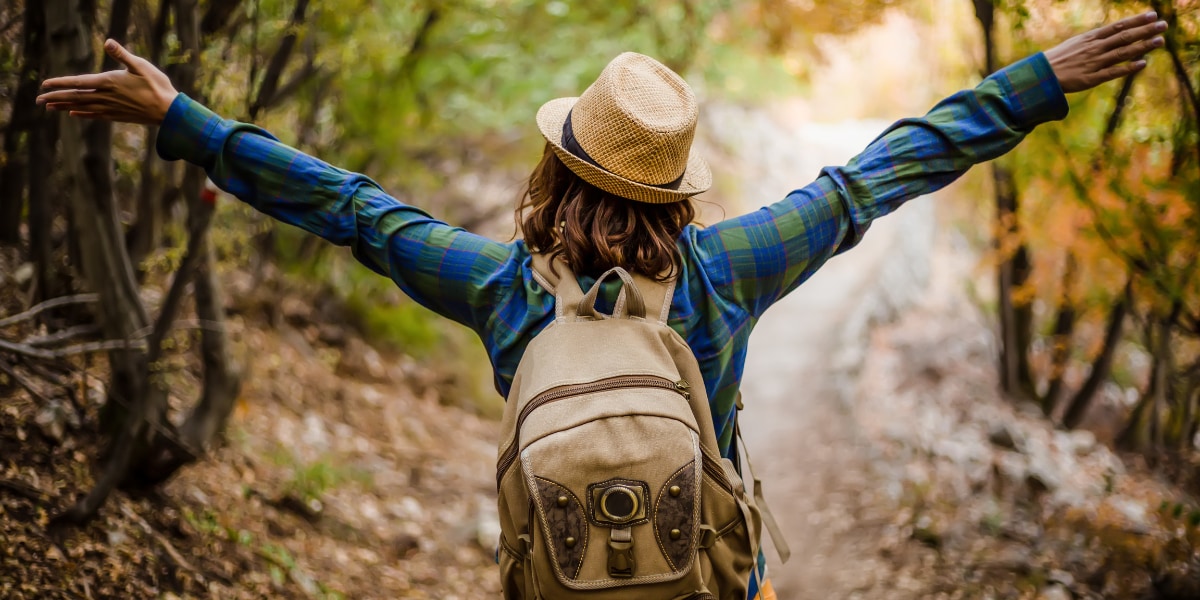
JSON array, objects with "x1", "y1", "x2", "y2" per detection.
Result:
[{"x1": 36, "y1": 39, "x2": 177, "y2": 125}]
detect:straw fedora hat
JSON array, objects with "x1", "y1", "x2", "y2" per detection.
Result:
[{"x1": 536, "y1": 52, "x2": 711, "y2": 204}]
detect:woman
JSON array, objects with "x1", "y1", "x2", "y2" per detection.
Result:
[{"x1": 39, "y1": 12, "x2": 1166, "y2": 599}]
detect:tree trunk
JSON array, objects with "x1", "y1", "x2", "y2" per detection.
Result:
[
  {"x1": 995, "y1": 168, "x2": 1036, "y2": 399},
  {"x1": 1062, "y1": 286, "x2": 1130, "y2": 429},
  {"x1": 44, "y1": 0, "x2": 161, "y2": 527},
  {"x1": 133, "y1": 0, "x2": 243, "y2": 486},
  {"x1": 972, "y1": 0, "x2": 1035, "y2": 401},
  {"x1": 1118, "y1": 317, "x2": 1172, "y2": 452},
  {"x1": 127, "y1": 0, "x2": 174, "y2": 270},
  {"x1": 0, "y1": 4, "x2": 43, "y2": 245},
  {"x1": 1041, "y1": 254, "x2": 1078, "y2": 416}
]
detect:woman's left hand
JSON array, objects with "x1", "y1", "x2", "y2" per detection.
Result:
[
  {"x1": 36, "y1": 39, "x2": 177, "y2": 125},
  {"x1": 1045, "y1": 11, "x2": 1167, "y2": 93}
]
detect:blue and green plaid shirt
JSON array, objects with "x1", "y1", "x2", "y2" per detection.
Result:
[{"x1": 158, "y1": 53, "x2": 1066, "y2": 596}]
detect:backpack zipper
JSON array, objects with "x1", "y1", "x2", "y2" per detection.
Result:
[
  {"x1": 496, "y1": 375, "x2": 691, "y2": 491},
  {"x1": 701, "y1": 452, "x2": 733, "y2": 493}
]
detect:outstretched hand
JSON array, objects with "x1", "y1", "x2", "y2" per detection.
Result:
[
  {"x1": 37, "y1": 39, "x2": 177, "y2": 125},
  {"x1": 1046, "y1": 11, "x2": 1167, "y2": 93}
]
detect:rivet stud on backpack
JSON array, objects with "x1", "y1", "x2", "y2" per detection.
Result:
[
  {"x1": 669, "y1": 485, "x2": 681, "y2": 497},
  {"x1": 669, "y1": 528, "x2": 681, "y2": 540},
  {"x1": 557, "y1": 495, "x2": 569, "y2": 507},
  {"x1": 565, "y1": 536, "x2": 577, "y2": 548}
]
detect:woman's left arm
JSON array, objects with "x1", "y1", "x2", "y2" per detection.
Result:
[
  {"x1": 38, "y1": 41, "x2": 520, "y2": 333},
  {"x1": 690, "y1": 12, "x2": 1167, "y2": 318}
]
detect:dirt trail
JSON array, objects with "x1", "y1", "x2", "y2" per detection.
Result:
[{"x1": 703, "y1": 103, "x2": 938, "y2": 597}]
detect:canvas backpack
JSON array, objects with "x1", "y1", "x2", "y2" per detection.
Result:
[{"x1": 496, "y1": 255, "x2": 789, "y2": 599}]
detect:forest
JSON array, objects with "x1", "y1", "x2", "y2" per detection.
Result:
[{"x1": 1, "y1": 0, "x2": 1198, "y2": 598}]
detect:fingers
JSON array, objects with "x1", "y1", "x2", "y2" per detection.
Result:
[
  {"x1": 1098, "y1": 18, "x2": 1168, "y2": 53},
  {"x1": 36, "y1": 88, "x2": 102, "y2": 105},
  {"x1": 104, "y1": 39, "x2": 145, "y2": 74},
  {"x1": 1090, "y1": 58, "x2": 1149, "y2": 88},
  {"x1": 39, "y1": 73, "x2": 112, "y2": 92},
  {"x1": 1093, "y1": 11, "x2": 1159, "y2": 42},
  {"x1": 1100, "y1": 34, "x2": 1164, "y2": 65}
]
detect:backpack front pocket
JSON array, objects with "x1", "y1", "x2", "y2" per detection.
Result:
[{"x1": 515, "y1": 383, "x2": 709, "y2": 596}]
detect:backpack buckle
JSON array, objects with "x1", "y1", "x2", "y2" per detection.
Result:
[{"x1": 607, "y1": 527, "x2": 635, "y2": 578}]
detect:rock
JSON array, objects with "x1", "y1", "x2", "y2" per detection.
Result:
[
  {"x1": 280, "y1": 296, "x2": 313, "y2": 325},
  {"x1": 301, "y1": 412, "x2": 329, "y2": 450},
  {"x1": 1106, "y1": 496, "x2": 1150, "y2": 531},
  {"x1": 107, "y1": 527, "x2": 129, "y2": 546},
  {"x1": 991, "y1": 544, "x2": 1035, "y2": 574},
  {"x1": 391, "y1": 533, "x2": 420, "y2": 558},
  {"x1": 34, "y1": 399, "x2": 79, "y2": 442},
  {"x1": 994, "y1": 451, "x2": 1027, "y2": 486},
  {"x1": 1025, "y1": 441, "x2": 1064, "y2": 494},
  {"x1": 1026, "y1": 470, "x2": 1058, "y2": 495},
  {"x1": 13, "y1": 262, "x2": 33, "y2": 285},
  {"x1": 988, "y1": 423, "x2": 1019, "y2": 450},
  {"x1": 317, "y1": 323, "x2": 347, "y2": 347},
  {"x1": 1048, "y1": 569, "x2": 1075, "y2": 587},
  {"x1": 1056, "y1": 429, "x2": 1096, "y2": 456},
  {"x1": 1038, "y1": 583, "x2": 1071, "y2": 600},
  {"x1": 474, "y1": 505, "x2": 502, "y2": 550},
  {"x1": 337, "y1": 338, "x2": 389, "y2": 381},
  {"x1": 911, "y1": 514, "x2": 941, "y2": 548},
  {"x1": 388, "y1": 496, "x2": 426, "y2": 522}
]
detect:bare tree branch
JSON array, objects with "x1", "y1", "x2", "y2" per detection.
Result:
[
  {"x1": 248, "y1": 0, "x2": 310, "y2": 119},
  {"x1": 0, "y1": 294, "x2": 99, "y2": 328},
  {"x1": 0, "y1": 338, "x2": 147, "y2": 360},
  {"x1": 0, "y1": 359, "x2": 50, "y2": 404},
  {"x1": 25, "y1": 324, "x2": 101, "y2": 348}
]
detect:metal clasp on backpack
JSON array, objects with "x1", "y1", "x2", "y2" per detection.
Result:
[{"x1": 607, "y1": 527, "x2": 635, "y2": 578}]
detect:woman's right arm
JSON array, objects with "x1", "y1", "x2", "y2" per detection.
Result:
[
  {"x1": 156, "y1": 95, "x2": 521, "y2": 331},
  {"x1": 39, "y1": 41, "x2": 520, "y2": 333}
]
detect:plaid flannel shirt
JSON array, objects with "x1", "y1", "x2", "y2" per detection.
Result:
[{"x1": 158, "y1": 53, "x2": 1067, "y2": 596}]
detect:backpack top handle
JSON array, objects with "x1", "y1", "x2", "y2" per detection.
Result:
[
  {"x1": 530, "y1": 253, "x2": 674, "y2": 325},
  {"x1": 577, "y1": 267, "x2": 647, "y2": 320}
]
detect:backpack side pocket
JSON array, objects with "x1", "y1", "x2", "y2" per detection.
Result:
[{"x1": 696, "y1": 450, "x2": 761, "y2": 599}]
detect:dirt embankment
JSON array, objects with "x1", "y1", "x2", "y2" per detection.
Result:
[{"x1": 1, "y1": 256, "x2": 504, "y2": 599}]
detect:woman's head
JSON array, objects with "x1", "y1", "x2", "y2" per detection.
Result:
[
  {"x1": 517, "y1": 144, "x2": 695, "y2": 281},
  {"x1": 522, "y1": 52, "x2": 709, "y2": 280}
]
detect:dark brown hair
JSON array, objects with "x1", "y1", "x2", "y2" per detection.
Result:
[{"x1": 516, "y1": 144, "x2": 695, "y2": 282}]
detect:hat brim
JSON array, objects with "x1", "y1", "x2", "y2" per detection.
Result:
[{"x1": 536, "y1": 97, "x2": 711, "y2": 204}]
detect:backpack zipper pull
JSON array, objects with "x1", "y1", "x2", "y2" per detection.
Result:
[{"x1": 675, "y1": 379, "x2": 691, "y2": 400}]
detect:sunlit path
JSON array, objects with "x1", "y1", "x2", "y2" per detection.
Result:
[{"x1": 705, "y1": 102, "x2": 937, "y2": 597}]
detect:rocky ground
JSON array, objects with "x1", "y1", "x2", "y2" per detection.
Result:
[
  {"x1": 834, "y1": 227, "x2": 1200, "y2": 600},
  {"x1": 0, "y1": 253, "x2": 504, "y2": 599}
]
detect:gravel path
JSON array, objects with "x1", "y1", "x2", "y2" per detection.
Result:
[{"x1": 702, "y1": 102, "x2": 938, "y2": 598}]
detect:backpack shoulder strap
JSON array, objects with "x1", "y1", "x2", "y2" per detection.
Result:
[
  {"x1": 530, "y1": 253, "x2": 674, "y2": 325},
  {"x1": 530, "y1": 253, "x2": 586, "y2": 321}
]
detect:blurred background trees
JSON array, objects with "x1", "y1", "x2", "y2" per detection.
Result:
[
  {"x1": 0, "y1": 0, "x2": 1197, "y2": 528},
  {"x1": 972, "y1": 0, "x2": 1200, "y2": 462}
]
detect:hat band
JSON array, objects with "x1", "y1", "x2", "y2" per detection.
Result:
[{"x1": 561, "y1": 110, "x2": 685, "y2": 191}]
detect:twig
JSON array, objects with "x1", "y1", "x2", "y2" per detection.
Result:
[
  {"x1": 0, "y1": 478, "x2": 51, "y2": 502},
  {"x1": 20, "y1": 359, "x2": 70, "y2": 386},
  {"x1": 0, "y1": 338, "x2": 146, "y2": 360},
  {"x1": 130, "y1": 319, "x2": 230, "y2": 341},
  {"x1": 119, "y1": 503, "x2": 207, "y2": 585},
  {"x1": 0, "y1": 294, "x2": 99, "y2": 328},
  {"x1": 25, "y1": 324, "x2": 101, "y2": 348},
  {"x1": 0, "y1": 359, "x2": 49, "y2": 404}
]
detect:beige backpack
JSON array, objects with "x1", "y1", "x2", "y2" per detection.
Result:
[{"x1": 496, "y1": 256, "x2": 788, "y2": 599}]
